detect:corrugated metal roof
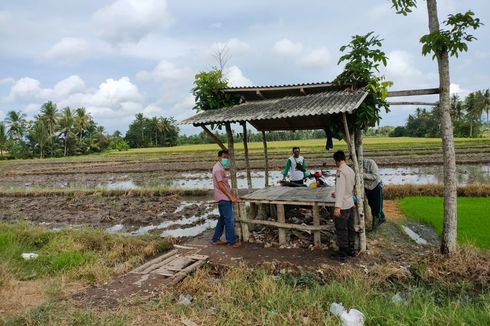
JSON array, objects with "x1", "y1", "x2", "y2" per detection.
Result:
[
  {"x1": 180, "y1": 89, "x2": 367, "y2": 126},
  {"x1": 224, "y1": 81, "x2": 332, "y2": 90}
]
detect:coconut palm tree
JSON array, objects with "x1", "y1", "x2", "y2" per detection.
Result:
[
  {"x1": 0, "y1": 123, "x2": 7, "y2": 157},
  {"x1": 4, "y1": 110, "x2": 27, "y2": 140},
  {"x1": 74, "y1": 107, "x2": 92, "y2": 144},
  {"x1": 40, "y1": 101, "x2": 59, "y2": 141},
  {"x1": 30, "y1": 117, "x2": 50, "y2": 159},
  {"x1": 58, "y1": 107, "x2": 74, "y2": 156}
]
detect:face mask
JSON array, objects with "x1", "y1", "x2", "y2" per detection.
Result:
[{"x1": 221, "y1": 159, "x2": 229, "y2": 167}]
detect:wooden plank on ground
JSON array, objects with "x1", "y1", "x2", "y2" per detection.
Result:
[{"x1": 130, "y1": 250, "x2": 179, "y2": 274}]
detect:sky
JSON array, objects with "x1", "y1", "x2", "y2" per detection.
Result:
[{"x1": 0, "y1": 0, "x2": 489, "y2": 135}]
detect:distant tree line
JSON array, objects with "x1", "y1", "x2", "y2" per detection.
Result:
[
  {"x1": 0, "y1": 102, "x2": 110, "y2": 159},
  {"x1": 124, "y1": 113, "x2": 179, "y2": 148},
  {"x1": 177, "y1": 129, "x2": 327, "y2": 145},
  {"x1": 390, "y1": 90, "x2": 490, "y2": 138}
]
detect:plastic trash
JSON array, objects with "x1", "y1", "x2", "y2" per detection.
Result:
[
  {"x1": 392, "y1": 292, "x2": 404, "y2": 303},
  {"x1": 177, "y1": 294, "x2": 193, "y2": 305},
  {"x1": 329, "y1": 302, "x2": 346, "y2": 317},
  {"x1": 340, "y1": 309, "x2": 365, "y2": 326},
  {"x1": 21, "y1": 253, "x2": 38, "y2": 260}
]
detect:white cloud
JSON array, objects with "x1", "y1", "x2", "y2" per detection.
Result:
[
  {"x1": 383, "y1": 50, "x2": 437, "y2": 89},
  {"x1": 450, "y1": 83, "x2": 469, "y2": 97},
  {"x1": 0, "y1": 77, "x2": 14, "y2": 86},
  {"x1": 224, "y1": 66, "x2": 253, "y2": 87},
  {"x1": 136, "y1": 60, "x2": 193, "y2": 83},
  {"x1": 299, "y1": 47, "x2": 331, "y2": 68},
  {"x1": 45, "y1": 37, "x2": 91, "y2": 65},
  {"x1": 170, "y1": 95, "x2": 195, "y2": 120},
  {"x1": 93, "y1": 0, "x2": 173, "y2": 43},
  {"x1": 273, "y1": 38, "x2": 303, "y2": 56},
  {"x1": 7, "y1": 77, "x2": 45, "y2": 101},
  {"x1": 5, "y1": 75, "x2": 86, "y2": 102},
  {"x1": 210, "y1": 38, "x2": 250, "y2": 58},
  {"x1": 52, "y1": 75, "x2": 86, "y2": 98}
]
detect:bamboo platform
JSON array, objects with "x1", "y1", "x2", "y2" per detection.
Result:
[{"x1": 238, "y1": 187, "x2": 335, "y2": 247}]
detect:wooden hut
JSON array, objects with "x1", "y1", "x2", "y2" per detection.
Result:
[{"x1": 180, "y1": 82, "x2": 439, "y2": 252}]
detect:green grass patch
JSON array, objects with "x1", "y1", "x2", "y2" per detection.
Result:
[
  {"x1": 0, "y1": 222, "x2": 172, "y2": 282},
  {"x1": 399, "y1": 197, "x2": 490, "y2": 249}
]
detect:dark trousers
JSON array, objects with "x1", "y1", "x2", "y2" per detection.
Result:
[
  {"x1": 290, "y1": 179, "x2": 304, "y2": 185},
  {"x1": 365, "y1": 183, "x2": 385, "y2": 227},
  {"x1": 212, "y1": 200, "x2": 236, "y2": 244},
  {"x1": 334, "y1": 207, "x2": 356, "y2": 252}
]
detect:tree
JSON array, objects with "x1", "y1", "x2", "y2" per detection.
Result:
[
  {"x1": 40, "y1": 101, "x2": 59, "y2": 142},
  {"x1": 4, "y1": 110, "x2": 27, "y2": 140},
  {"x1": 335, "y1": 32, "x2": 392, "y2": 130},
  {"x1": 192, "y1": 69, "x2": 240, "y2": 113},
  {"x1": 391, "y1": 0, "x2": 482, "y2": 255},
  {"x1": 74, "y1": 107, "x2": 92, "y2": 144},
  {"x1": 335, "y1": 32, "x2": 392, "y2": 252},
  {"x1": 30, "y1": 117, "x2": 50, "y2": 159},
  {"x1": 58, "y1": 107, "x2": 74, "y2": 156},
  {"x1": 0, "y1": 123, "x2": 6, "y2": 157},
  {"x1": 479, "y1": 89, "x2": 490, "y2": 124}
]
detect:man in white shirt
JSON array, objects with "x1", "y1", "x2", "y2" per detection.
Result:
[
  {"x1": 282, "y1": 147, "x2": 307, "y2": 185},
  {"x1": 331, "y1": 150, "x2": 356, "y2": 262}
]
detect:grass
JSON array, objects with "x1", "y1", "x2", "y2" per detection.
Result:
[
  {"x1": 5, "y1": 265, "x2": 490, "y2": 325},
  {"x1": 399, "y1": 197, "x2": 490, "y2": 249},
  {"x1": 0, "y1": 222, "x2": 172, "y2": 283}
]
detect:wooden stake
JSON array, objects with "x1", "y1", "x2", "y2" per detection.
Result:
[
  {"x1": 262, "y1": 131, "x2": 270, "y2": 187},
  {"x1": 242, "y1": 122, "x2": 252, "y2": 192},
  {"x1": 239, "y1": 201, "x2": 249, "y2": 242},
  {"x1": 312, "y1": 203, "x2": 321, "y2": 247},
  {"x1": 277, "y1": 204, "x2": 286, "y2": 245},
  {"x1": 342, "y1": 113, "x2": 366, "y2": 252},
  {"x1": 201, "y1": 125, "x2": 227, "y2": 150}
]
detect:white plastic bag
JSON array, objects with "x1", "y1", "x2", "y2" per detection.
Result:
[
  {"x1": 329, "y1": 302, "x2": 346, "y2": 317},
  {"x1": 340, "y1": 308, "x2": 365, "y2": 326},
  {"x1": 21, "y1": 253, "x2": 38, "y2": 260}
]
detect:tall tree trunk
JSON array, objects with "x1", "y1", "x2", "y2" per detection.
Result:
[
  {"x1": 64, "y1": 131, "x2": 68, "y2": 156},
  {"x1": 427, "y1": 0, "x2": 458, "y2": 255},
  {"x1": 469, "y1": 120, "x2": 473, "y2": 137},
  {"x1": 40, "y1": 143, "x2": 44, "y2": 159},
  {"x1": 342, "y1": 113, "x2": 366, "y2": 252}
]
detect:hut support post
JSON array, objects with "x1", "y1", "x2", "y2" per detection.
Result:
[
  {"x1": 201, "y1": 125, "x2": 227, "y2": 150},
  {"x1": 342, "y1": 113, "x2": 366, "y2": 252},
  {"x1": 225, "y1": 123, "x2": 238, "y2": 190},
  {"x1": 225, "y1": 122, "x2": 240, "y2": 241},
  {"x1": 262, "y1": 131, "x2": 270, "y2": 187},
  {"x1": 242, "y1": 122, "x2": 252, "y2": 192}
]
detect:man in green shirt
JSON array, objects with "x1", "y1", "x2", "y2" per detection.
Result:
[{"x1": 282, "y1": 147, "x2": 307, "y2": 185}]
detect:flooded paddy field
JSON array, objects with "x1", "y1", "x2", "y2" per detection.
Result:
[{"x1": 1, "y1": 138, "x2": 489, "y2": 240}]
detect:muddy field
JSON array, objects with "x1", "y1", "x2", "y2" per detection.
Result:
[
  {"x1": 1, "y1": 142, "x2": 489, "y2": 191},
  {"x1": 0, "y1": 194, "x2": 219, "y2": 238},
  {"x1": 1, "y1": 140, "x2": 489, "y2": 244}
]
